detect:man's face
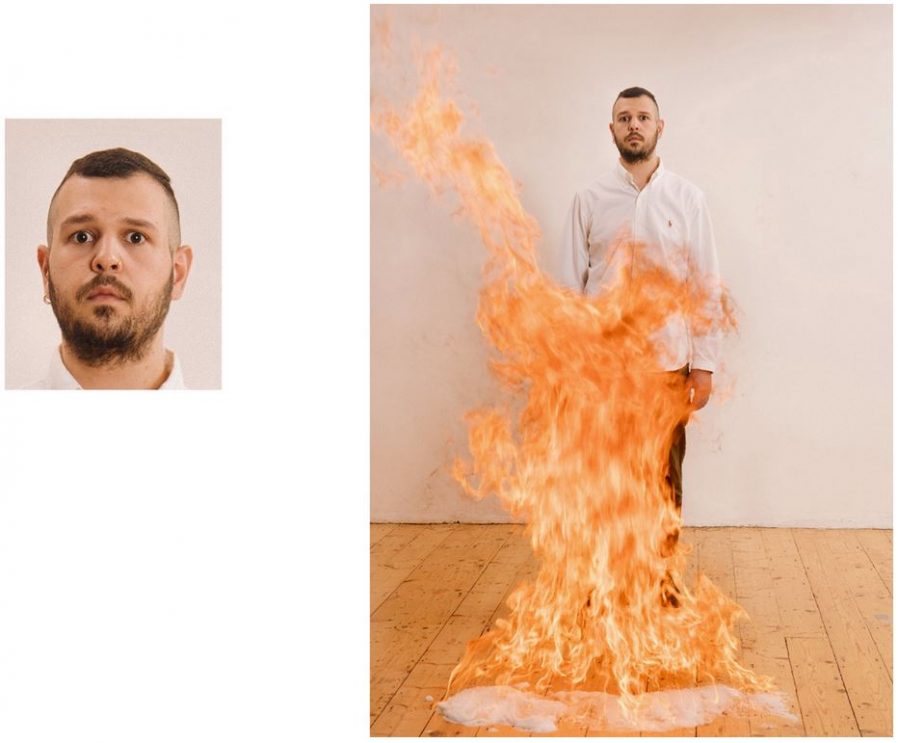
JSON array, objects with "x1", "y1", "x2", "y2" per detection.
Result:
[
  {"x1": 37, "y1": 172, "x2": 192, "y2": 366},
  {"x1": 609, "y1": 95, "x2": 664, "y2": 164}
]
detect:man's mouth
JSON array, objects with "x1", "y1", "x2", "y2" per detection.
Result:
[{"x1": 87, "y1": 289, "x2": 124, "y2": 301}]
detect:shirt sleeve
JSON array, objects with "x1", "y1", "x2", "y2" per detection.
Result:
[
  {"x1": 558, "y1": 192, "x2": 590, "y2": 293},
  {"x1": 688, "y1": 193, "x2": 721, "y2": 373}
]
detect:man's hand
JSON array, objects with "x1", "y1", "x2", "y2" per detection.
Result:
[{"x1": 687, "y1": 369, "x2": 713, "y2": 411}]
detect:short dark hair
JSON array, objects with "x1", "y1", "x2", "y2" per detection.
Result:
[
  {"x1": 614, "y1": 87, "x2": 659, "y2": 116},
  {"x1": 47, "y1": 147, "x2": 181, "y2": 248}
]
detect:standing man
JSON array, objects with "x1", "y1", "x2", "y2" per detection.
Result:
[
  {"x1": 560, "y1": 87, "x2": 721, "y2": 602},
  {"x1": 28, "y1": 148, "x2": 194, "y2": 389}
]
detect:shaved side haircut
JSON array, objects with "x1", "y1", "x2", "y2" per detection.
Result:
[
  {"x1": 47, "y1": 148, "x2": 181, "y2": 248},
  {"x1": 614, "y1": 86, "x2": 660, "y2": 117}
]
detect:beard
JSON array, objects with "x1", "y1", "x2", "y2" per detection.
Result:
[
  {"x1": 48, "y1": 273, "x2": 174, "y2": 367},
  {"x1": 614, "y1": 130, "x2": 659, "y2": 164}
]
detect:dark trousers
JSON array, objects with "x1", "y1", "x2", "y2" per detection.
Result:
[
  {"x1": 662, "y1": 366, "x2": 689, "y2": 555},
  {"x1": 666, "y1": 419, "x2": 686, "y2": 513}
]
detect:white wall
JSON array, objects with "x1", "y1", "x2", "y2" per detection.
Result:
[{"x1": 371, "y1": 5, "x2": 891, "y2": 527}]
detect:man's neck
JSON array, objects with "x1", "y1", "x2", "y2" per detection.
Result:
[
  {"x1": 59, "y1": 337, "x2": 173, "y2": 390},
  {"x1": 619, "y1": 154, "x2": 660, "y2": 191}
]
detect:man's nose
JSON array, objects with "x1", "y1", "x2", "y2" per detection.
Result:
[{"x1": 91, "y1": 236, "x2": 122, "y2": 273}]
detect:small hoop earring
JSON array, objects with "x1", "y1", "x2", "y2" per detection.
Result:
[{"x1": 43, "y1": 294, "x2": 51, "y2": 305}]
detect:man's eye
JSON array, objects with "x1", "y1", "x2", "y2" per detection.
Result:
[
  {"x1": 73, "y1": 231, "x2": 93, "y2": 244},
  {"x1": 127, "y1": 232, "x2": 146, "y2": 245}
]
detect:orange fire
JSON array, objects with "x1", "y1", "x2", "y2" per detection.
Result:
[{"x1": 372, "y1": 46, "x2": 772, "y2": 716}]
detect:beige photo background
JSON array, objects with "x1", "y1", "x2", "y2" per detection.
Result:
[
  {"x1": 371, "y1": 5, "x2": 891, "y2": 527},
  {"x1": 5, "y1": 119, "x2": 221, "y2": 389}
]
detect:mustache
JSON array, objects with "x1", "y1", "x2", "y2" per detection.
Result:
[{"x1": 76, "y1": 276, "x2": 133, "y2": 303}]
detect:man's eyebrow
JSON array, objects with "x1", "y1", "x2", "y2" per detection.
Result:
[
  {"x1": 57, "y1": 213, "x2": 95, "y2": 230},
  {"x1": 121, "y1": 217, "x2": 159, "y2": 231},
  {"x1": 57, "y1": 214, "x2": 159, "y2": 231}
]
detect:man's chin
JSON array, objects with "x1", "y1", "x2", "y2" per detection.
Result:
[
  {"x1": 621, "y1": 151, "x2": 649, "y2": 164},
  {"x1": 619, "y1": 145, "x2": 656, "y2": 164},
  {"x1": 62, "y1": 326, "x2": 146, "y2": 366},
  {"x1": 87, "y1": 301, "x2": 127, "y2": 318}
]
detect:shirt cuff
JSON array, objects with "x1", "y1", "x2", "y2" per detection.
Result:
[{"x1": 690, "y1": 356, "x2": 716, "y2": 374}]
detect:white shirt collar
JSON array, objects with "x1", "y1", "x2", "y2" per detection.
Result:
[
  {"x1": 616, "y1": 157, "x2": 665, "y2": 189},
  {"x1": 42, "y1": 346, "x2": 186, "y2": 389}
]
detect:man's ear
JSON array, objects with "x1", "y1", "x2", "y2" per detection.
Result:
[
  {"x1": 37, "y1": 245, "x2": 50, "y2": 297},
  {"x1": 171, "y1": 245, "x2": 194, "y2": 300}
]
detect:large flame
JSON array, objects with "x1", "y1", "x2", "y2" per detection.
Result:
[{"x1": 372, "y1": 46, "x2": 771, "y2": 718}]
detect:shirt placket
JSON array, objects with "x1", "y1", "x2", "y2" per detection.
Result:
[
  {"x1": 631, "y1": 178, "x2": 647, "y2": 274},
  {"x1": 632, "y1": 185, "x2": 643, "y2": 242}
]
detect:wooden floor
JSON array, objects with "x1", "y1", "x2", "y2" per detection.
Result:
[{"x1": 370, "y1": 524, "x2": 892, "y2": 737}]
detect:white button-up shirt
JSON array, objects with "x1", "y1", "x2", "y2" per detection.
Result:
[
  {"x1": 559, "y1": 159, "x2": 721, "y2": 372},
  {"x1": 23, "y1": 346, "x2": 187, "y2": 389}
]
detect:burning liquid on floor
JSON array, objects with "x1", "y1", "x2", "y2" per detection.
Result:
[
  {"x1": 372, "y1": 44, "x2": 794, "y2": 732},
  {"x1": 437, "y1": 684, "x2": 797, "y2": 734}
]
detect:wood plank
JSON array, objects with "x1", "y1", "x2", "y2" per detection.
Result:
[
  {"x1": 375, "y1": 525, "x2": 531, "y2": 735},
  {"x1": 705, "y1": 528, "x2": 797, "y2": 736},
  {"x1": 793, "y1": 529, "x2": 892, "y2": 736},
  {"x1": 695, "y1": 527, "x2": 734, "y2": 595},
  {"x1": 679, "y1": 526, "x2": 698, "y2": 592},
  {"x1": 427, "y1": 527, "x2": 581, "y2": 737},
  {"x1": 473, "y1": 540, "x2": 540, "y2": 737},
  {"x1": 855, "y1": 529, "x2": 892, "y2": 594},
  {"x1": 371, "y1": 525, "x2": 516, "y2": 721},
  {"x1": 787, "y1": 636, "x2": 859, "y2": 736},
  {"x1": 371, "y1": 523, "x2": 512, "y2": 640},
  {"x1": 416, "y1": 660, "x2": 480, "y2": 739},
  {"x1": 821, "y1": 530, "x2": 892, "y2": 680},
  {"x1": 730, "y1": 529, "x2": 805, "y2": 737},
  {"x1": 645, "y1": 726, "x2": 695, "y2": 737},
  {"x1": 454, "y1": 529, "x2": 532, "y2": 621},
  {"x1": 731, "y1": 528, "x2": 782, "y2": 648},
  {"x1": 428, "y1": 529, "x2": 538, "y2": 737},
  {"x1": 371, "y1": 523, "x2": 457, "y2": 614},
  {"x1": 586, "y1": 723, "x2": 638, "y2": 738},
  {"x1": 420, "y1": 711, "x2": 472, "y2": 737},
  {"x1": 370, "y1": 662, "x2": 452, "y2": 737},
  {"x1": 477, "y1": 723, "x2": 526, "y2": 737},
  {"x1": 479, "y1": 537, "x2": 547, "y2": 739},
  {"x1": 760, "y1": 529, "x2": 825, "y2": 639},
  {"x1": 371, "y1": 522, "x2": 397, "y2": 547},
  {"x1": 691, "y1": 527, "x2": 752, "y2": 737},
  {"x1": 482, "y1": 541, "x2": 539, "y2": 632}
]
